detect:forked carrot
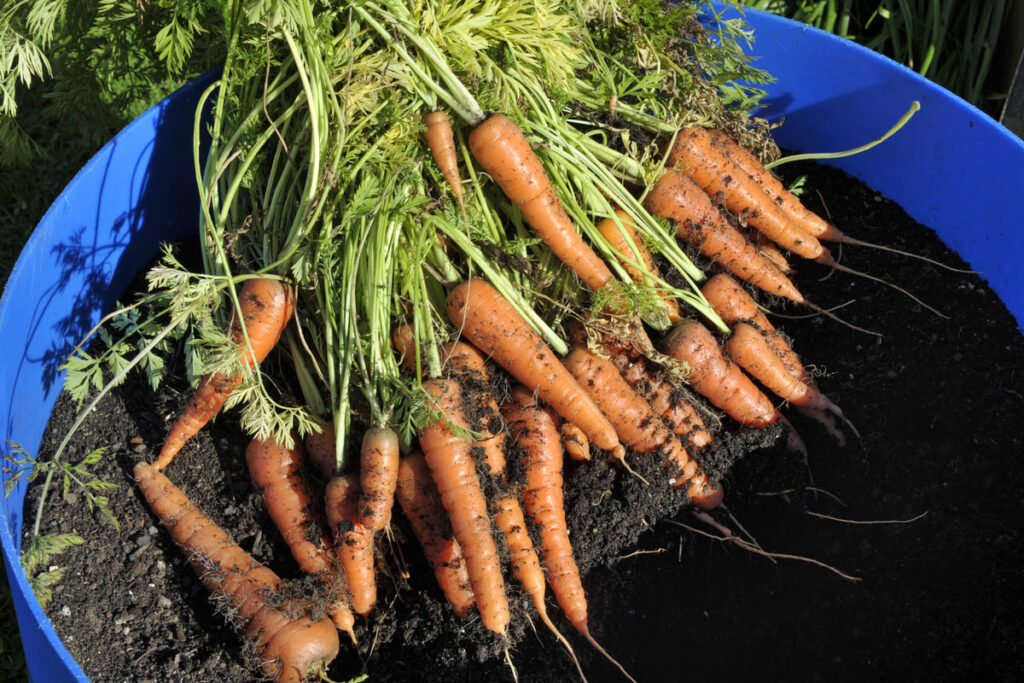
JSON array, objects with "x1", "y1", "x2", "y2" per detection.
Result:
[
  {"x1": 502, "y1": 385, "x2": 635, "y2": 682},
  {"x1": 155, "y1": 278, "x2": 294, "y2": 471},
  {"x1": 134, "y1": 462, "x2": 340, "y2": 683},
  {"x1": 358, "y1": 426, "x2": 400, "y2": 531},
  {"x1": 325, "y1": 474, "x2": 377, "y2": 617},
  {"x1": 424, "y1": 110, "x2": 463, "y2": 205},
  {"x1": 244, "y1": 437, "x2": 358, "y2": 642},
  {"x1": 446, "y1": 279, "x2": 625, "y2": 460},
  {"x1": 644, "y1": 170, "x2": 805, "y2": 304},
  {"x1": 419, "y1": 377, "x2": 509, "y2": 635},
  {"x1": 562, "y1": 346, "x2": 722, "y2": 508},
  {"x1": 395, "y1": 452, "x2": 476, "y2": 619},
  {"x1": 468, "y1": 113, "x2": 614, "y2": 291}
]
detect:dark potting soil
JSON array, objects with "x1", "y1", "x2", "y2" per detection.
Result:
[{"x1": 24, "y1": 158, "x2": 1024, "y2": 683}]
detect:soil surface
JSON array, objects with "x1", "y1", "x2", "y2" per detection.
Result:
[{"x1": 24, "y1": 159, "x2": 1024, "y2": 683}]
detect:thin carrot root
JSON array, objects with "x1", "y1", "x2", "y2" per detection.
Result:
[{"x1": 424, "y1": 110, "x2": 463, "y2": 206}]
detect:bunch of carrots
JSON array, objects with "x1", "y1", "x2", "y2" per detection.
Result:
[{"x1": 46, "y1": 1, "x2": 944, "y2": 680}]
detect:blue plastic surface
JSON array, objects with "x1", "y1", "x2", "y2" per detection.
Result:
[{"x1": 2, "y1": 7, "x2": 1023, "y2": 682}]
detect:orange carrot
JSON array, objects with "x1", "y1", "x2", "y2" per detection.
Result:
[
  {"x1": 419, "y1": 377, "x2": 509, "y2": 635},
  {"x1": 358, "y1": 426, "x2": 400, "y2": 531},
  {"x1": 468, "y1": 113, "x2": 614, "y2": 291},
  {"x1": 244, "y1": 437, "x2": 358, "y2": 642},
  {"x1": 446, "y1": 279, "x2": 625, "y2": 460},
  {"x1": 395, "y1": 452, "x2": 476, "y2": 619},
  {"x1": 155, "y1": 278, "x2": 294, "y2": 471},
  {"x1": 424, "y1": 110, "x2": 463, "y2": 205},
  {"x1": 707, "y1": 129, "x2": 843, "y2": 242},
  {"x1": 726, "y1": 322, "x2": 847, "y2": 444},
  {"x1": 644, "y1": 170, "x2": 805, "y2": 304},
  {"x1": 562, "y1": 346, "x2": 721, "y2": 508},
  {"x1": 559, "y1": 421, "x2": 591, "y2": 461},
  {"x1": 304, "y1": 421, "x2": 337, "y2": 479},
  {"x1": 391, "y1": 322, "x2": 420, "y2": 374},
  {"x1": 596, "y1": 209, "x2": 682, "y2": 323},
  {"x1": 134, "y1": 462, "x2": 340, "y2": 683},
  {"x1": 325, "y1": 474, "x2": 377, "y2": 617},
  {"x1": 502, "y1": 385, "x2": 636, "y2": 682},
  {"x1": 666, "y1": 128, "x2": 836, "y2": 265}
]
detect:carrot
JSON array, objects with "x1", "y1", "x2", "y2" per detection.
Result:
[
  {"x1": 562, "y1": 346, "x2": 721, "y2": 508},
  {"x1": 446, "y1": 278, "x2": 625, "y2": 460},
  {"x1": 596, "y1": 208, "x2": 682, "y2": 323},
  {"x1": 325, "y1": 474, "x2": 377, "y2": 617},
  {"x1": 391, "y1": 322, "x2": 420, "y2": 374},
  {"x1": 726, "y1": 322, "x2": 847, "y2": 445},
  {"x1": 304, "y1": 421, "x2": 337, "y2": 479},
  {"x1": 468, "y1": 113, "x2": 614, "y2": 291},
  {"x1": 154, "y1": 277, "x2": 294, "y2": 471},
  {"x1": 660, "y1": 319, "x2": 778, "y2": 427},
  {"x1": 441, "y1": 341, "x2": 509, "y2": 476},
  {"x1": 358, "y1": 426, "x2": 400, "y2": 531},
  {"x1": 419, "y1": 377, "x2": 509, "y2": 635},
  {"x1": 707, "y1": 129, "x2": 843, "y2": 242},
  {"x1": 395, "y1": 452, "x2": 476, "y2": 619},
  {"x1": 559, "y1": 421, "x2": 590, "y2": 461},
  {"x1": 502, "y1": 385, "x2": 635, "y2": 682},
  {"x1": 133, "y1": 462, "x2": 340, "y2": 683},
  {"x1": 244, "y1": 437, "x2": 358, "y2": 642},
  {"x1": 424, "y1": 110, "x2": 463, "y2": 206},
  {"x1": 607, "y1": 350, "x2": 714, "y2": 451},
  {"x1": 666, "y1": 128, "x2": 836, "y2": 265},
  {"x1": 644, "y1": 170, "x2": 805, "y2": 304}
]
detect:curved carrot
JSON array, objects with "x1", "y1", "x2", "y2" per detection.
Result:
[
  {"x1": 325, "y1": 474, "x2": 377, "y2": 617},
  {"x1": 244, "y1": 437, "x2": 357, "y2": 642},
  {"x1": 155, "y1": 278, "x2": 294, "y2": 471},
  {"x1": 304, "y1": 421, "x2": 337, "y2": 479},
  {"x1": 503, "y1": 385, "x2": 635, "y2": 682},
  {"x1": 395, "y1": 453, "x2": 476, "y2": 619},
  {"x1": 661, "y1": 319, "x2": 779, "y2": 428},
  {"x1": 707, "y1": 129, "x2": 843, "y2": 242},
  {"x1": 666, "y1": 128, "x2": 834, "y2": 264},
  {"x1": 424, "y1": 110, "x2": 463, "y2": 205},
  {"x1": 644, "y1": 170, "x2": 805, "y2": 304},
  {"x1": 596, "y1": 209, "x2": 682, "y2": 323},
  {"x1": 134, "y1": 462, "x2": 339, "y2": 683},
  {"x1": 419, "y1": 378, "x2": 509, "y2": 635},
  {"x1": 446, "y1": 278, "x2": 625, "y2": 460},
  {"x1": 562, "y1": 346, "x2": 721, "y2": 508},
  {"x1": 468, "y1": 113, "x2": 613, "y2": 291},
  {"x1": 358, "y1": 426, "x2": 400, "y2": 531}
]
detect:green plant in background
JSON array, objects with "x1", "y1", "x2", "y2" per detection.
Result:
[{"x1": 740, "y1": 0, "x2": 1011, "y2": 110}]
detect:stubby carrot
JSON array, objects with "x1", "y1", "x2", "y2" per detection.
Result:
[
  {"x1": 155, "y1": 278, "x2": 294, "y2": 471},
  {"x1": 468, "y1": 113, "x2": 613, "y2": 291},
  {"x1": 134, "y1": 462, "x2": 339, "y2": 683},
  {"x1": 395, "y1": 452, "x2": 476, "y2": 619},
  {"x1": 644, "y1": 170, "x2": 806, "y2": 304},
  {"x1": 419, "y1": 378, "x2": 509, "y2": 636},
  {"x1": 446, "y1": 278, "x2": 625, "y2": 460},
  {"x1": 424, "y1": 110, "x2": 463, "y2": 205},
  {"x1": 325, "y1": 474, "x2": 377, "y2": 617},
  {"x1": 358, "y1": 426, "x2": 400, "y2": 531},
  {"x1": 304, "y1": 421, "x2": 338, "y2": 480}
]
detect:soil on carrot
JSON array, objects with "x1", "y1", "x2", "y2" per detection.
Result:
[{"x1": 24, "y1": 159, "x2": 1024, "y2": 682}]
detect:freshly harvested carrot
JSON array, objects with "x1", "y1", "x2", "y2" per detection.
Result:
[
  {"x1": 660, "y1": 319, "x2": 778, "y2": 427},
  {"x1": 424, "y1": 110, "x2": 463, "y2": 205},
  {"x1": 391, "y1": 322, "x2": 420, "y2": 374},
  {"x1": 666, "y1": 128, "x2": 835, "y2": 265},
  {"x1": 562, "y1": 346, "x2": 721, "y2": 508},
  {"x1": 645, "y1": 170, "x2": 805, "y2": 304},
  {"x1": 441, "y1": 341, "x2": 508, "y2": 476},
  {"x1": 358, "y1": 426, "x2": 400, "y2": 531},
  {"x1": 596, "y1": 209, "x2": 681, "y2": 323},
  {"x1": 133, "y1": 462, "x2": 339, "y2": 683},
  {"x1": 607, "y1": 350, "x2": 714, "y2": 451},
  {"x1": 325, "y1": 474, "x2": 377, "y2": 617},
  {"x1": 468, "y1": 113, "x2": 614, "y2": 291},
  {"x1": 748, "y1": 229, "x2": 792, "y2": 274},
  {"x1": 155, "y1": 278, "x2": 294, "y2": 471},
  {"x1": 419, "y1": 378, "x2": 509, "y2": 636},
  {"x1": 446, "y1": 278, "x2": 625, "y2": 460},
  {"x1": 502, "y1": 385, "x2": 635, "y2": 682},
  {"x1": 304, "y1": 421, "x2": 337, "y2": 479},
  {"x1": 244, "y1": 438, "x2": 358, "y2": 642},
  {"x1": 559, "y1": 421, "x2": 590, "y2": 461},
  {"x1": 395, "y1": 452, "x2": 476, "y2": 619},
  {"x1": 726, "y1": 322, "x2": 846, "y2": 444}
]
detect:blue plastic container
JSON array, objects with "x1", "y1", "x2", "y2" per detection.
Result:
[{"x1": 1, "y1": 9, "x2": 1022, "y2": 682}]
